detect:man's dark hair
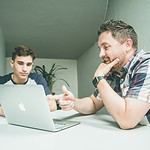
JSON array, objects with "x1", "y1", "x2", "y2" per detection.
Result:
[
  {"x1": 12, "y1": 45, "x2": 36, "y2": 61},
  {"x1": 98, "y1": 19, "x2": 138, "y2": 49}
]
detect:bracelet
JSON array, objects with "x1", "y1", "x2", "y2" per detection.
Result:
[{"x1": 92, "y1": 76, "x2": 104, "y2": 88}]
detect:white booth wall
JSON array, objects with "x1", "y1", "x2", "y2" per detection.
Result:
[{"x1": 6, "y1": 58, "x2": 78, "y2": 97}]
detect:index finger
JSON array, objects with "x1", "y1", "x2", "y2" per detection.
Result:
[
  {"x1": 62, "y1": 85, "x2": 71, "y2": 96},
  {"x1": 109, "y1": 58, "x2": 120, "y2": 68}
]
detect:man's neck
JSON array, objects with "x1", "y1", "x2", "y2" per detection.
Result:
[
  {"x1": 11, "y1": 74, "x2": 28, "y2": 84},
  {"x1": 112, "y1": 49, "x2": 136, "y2": 73},
  {"x1": 124, "y1": 48, "x2": 136, "y2": 65}
]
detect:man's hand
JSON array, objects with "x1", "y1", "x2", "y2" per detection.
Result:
[
  {"x1": 47, "y1": 94, "x2": 63, "y2": 111},
  {"x1": 59, "y1": 85, "x2": 75, "y2": 111},
  {"x1": 94, "y1": 58, "x2": 120, "y2": 77}
]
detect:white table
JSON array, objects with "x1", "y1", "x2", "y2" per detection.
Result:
[{"x1": 0, "y1": 109, "x2": 150, "y2": 150}]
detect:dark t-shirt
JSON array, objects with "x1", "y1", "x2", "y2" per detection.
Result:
[{"x1": 0, "y1": 72, "x2": 50, "y2": 95}]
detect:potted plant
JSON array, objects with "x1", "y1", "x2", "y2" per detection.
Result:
[{"x1": 33, "y1": 63, "x2": 70, "y2": 94}]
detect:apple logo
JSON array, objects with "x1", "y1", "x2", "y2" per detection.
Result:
[{"x1": 18, "y1": 102, "x2": 26, "y2": 112}]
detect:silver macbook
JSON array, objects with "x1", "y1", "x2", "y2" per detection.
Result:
[{"x1": 0, "y1": 84, "x2": 79, "y2": 132}]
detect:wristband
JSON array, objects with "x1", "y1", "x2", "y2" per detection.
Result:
[{"x1": 92, "y1": 76, "x2": 104, "y2": 88}]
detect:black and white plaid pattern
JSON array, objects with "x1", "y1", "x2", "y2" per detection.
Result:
[{"x1": 93, "y1": 50, "x2": 150, "y2": 124}]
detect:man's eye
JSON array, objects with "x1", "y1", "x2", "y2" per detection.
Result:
[
  {"x1": 104, "y1": 46, "x2": 110, "y2": 50},
  {"x1": 17, "y1": 62, "x2": 32, "y2": 66},
  {"x1": 18, "y1": 62, "x2": 24, "y2": 65},
  {"x1": 104, "y1": 47, "x2": 108, "y2": 50},
  {"x1": 27, "y1": 63, "x2": 32, "y2": 66}
]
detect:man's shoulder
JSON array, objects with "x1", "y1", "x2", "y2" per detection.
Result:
[
  {"x1": 128, "y1": 50, "x2": 150, "y2": 76},
  {"x1": 130, "y1": 50, "x2": 150, "y2": 69},
  {"x1": 0, "y1": 73, "x2": 12, "y2": 84},
  {"x1": 29, "y1": 72, "x2": 44, "y2": 80},
  {"x1": 137, "y1": 50, "x2": 150, "y2": 67},
  {"x1": 136, "y1": 50, "x2": 150, "y2": 61},
  {"x1": 28, "y1": 73, "x2": 48, "y2": 94}
]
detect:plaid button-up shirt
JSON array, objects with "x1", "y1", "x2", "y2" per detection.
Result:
[{"x1": 94, "y1": 50, "x2": 150, "y2": 125}]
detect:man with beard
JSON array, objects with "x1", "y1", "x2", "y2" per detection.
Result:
[{"x1": 59, "y1": 20, "x2": 150, "y2": 129}]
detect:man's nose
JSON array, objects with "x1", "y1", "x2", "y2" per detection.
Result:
[
  {"x1": 22, "y1": 64, "x2": 27, "y2": 71},
  {"x1": 99, "y1": 49, "x2": 105, "y2": 58}
]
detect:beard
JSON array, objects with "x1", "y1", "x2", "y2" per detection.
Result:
[
  {"x1": 102, "y1": 57, "x2": 111, "y2": 64},
  {"x1": 102, "y1": 56, "x2": 121, "y2": 69}
]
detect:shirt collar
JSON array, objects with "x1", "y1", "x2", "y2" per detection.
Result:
[{"x1": 10, "y1": 73, "x2": 29, "y2": 84}]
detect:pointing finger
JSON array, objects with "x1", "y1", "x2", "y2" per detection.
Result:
[{"x1": 62, "y1": 85, "x2": 70, "y2": 96}]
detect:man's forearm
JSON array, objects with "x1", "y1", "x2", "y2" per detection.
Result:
[
  {"x1": 97, "y1": 79, "x2": 126, "y2": 121},
  {"x1": 74, "y1": 97, "x2": 103, "y2": 114}
]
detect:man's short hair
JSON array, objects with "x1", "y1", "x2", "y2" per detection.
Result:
[
  {"x1": 98, "y1": 19, "x2": 138, "y2": 49},
  {"x1": 12, "y1": 45, "x2": 36, "y2": 61}
]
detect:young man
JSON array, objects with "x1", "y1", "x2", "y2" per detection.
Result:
[
  {"x1": 0, "y1": 45, "x2": 57, "y2": 116},
  {"x1": 59, "y1": 19, "x2": 150, "y2": 129}
]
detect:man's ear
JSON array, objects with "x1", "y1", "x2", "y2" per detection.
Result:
[
  {"x1": 126, "y1": 38, "x2": 133, "y2": 53},
  {"x1": 9, "y1": 59, "x2": 14, "y2": 68}
]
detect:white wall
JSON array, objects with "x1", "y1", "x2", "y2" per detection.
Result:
[
  {"x1": 6, "y1": 58, "x2": 78, "y2": 97},
  {"x1": 0, "y1": 28, "x2": 5, "y2": 75}
]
